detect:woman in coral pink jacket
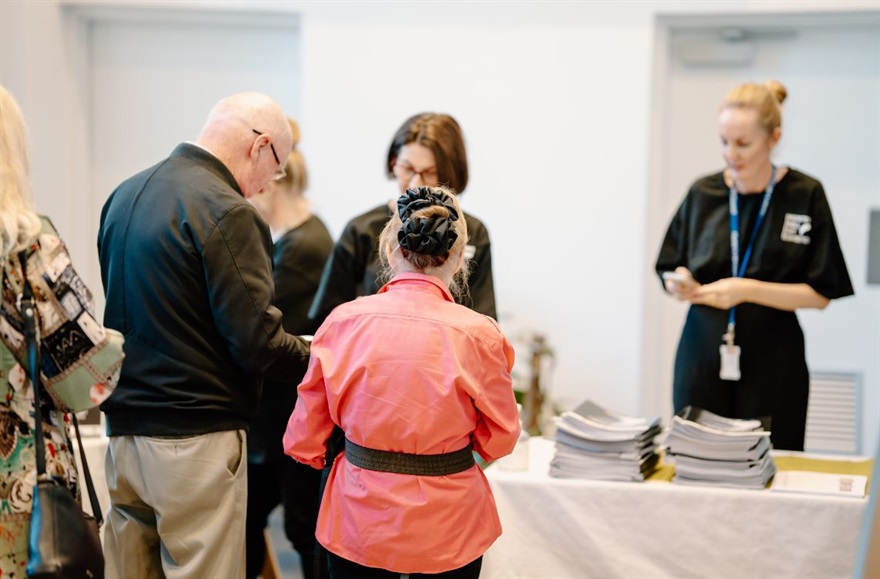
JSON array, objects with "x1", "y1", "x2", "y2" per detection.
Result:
[{"x1": 284, "y1": 187, "x2": 520, "y2": 579}]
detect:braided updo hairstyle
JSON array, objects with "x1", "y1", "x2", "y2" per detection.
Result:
[{"x1": 378, "y1": 186, "x2": 470, "y2": 299}]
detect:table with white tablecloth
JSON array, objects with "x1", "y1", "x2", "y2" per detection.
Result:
[{"x1": 483, "y1": 437, "x2": 870, "y2": 579}]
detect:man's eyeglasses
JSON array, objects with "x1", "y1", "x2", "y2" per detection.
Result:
[
  {"x1": 393, "y1": 161, "x2": 438, "y2": 184},
  {"x1": 252, "y1": 129, "x2": 286, "y2": 181}
]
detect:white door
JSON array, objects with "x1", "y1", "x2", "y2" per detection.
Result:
[
  {"x1": 644, "y1": 15, "x2": 880, "y2": 454},
  {"x1": 82, "y1": 9, "x2": 300, "y2": 313}
]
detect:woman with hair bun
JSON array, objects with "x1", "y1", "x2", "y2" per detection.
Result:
[
  {"x1": 655, "y1": 80, "x2": 854, "y2": 451},
  {"x1": 284, "y1": 186, "x2": 519, "y2": 578}
]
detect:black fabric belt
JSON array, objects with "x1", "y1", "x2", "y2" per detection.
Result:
[{"x1": 344, "y1": 437, "x2": 475, "y2": 476}]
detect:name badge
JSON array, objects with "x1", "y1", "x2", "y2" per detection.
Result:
[{"x1": 719, "y1": 344, "x2": 741, "y2": 381}]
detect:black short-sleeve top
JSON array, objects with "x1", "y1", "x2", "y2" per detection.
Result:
[
  {"x1": 655, "y1": 168, "x2": 854, "y2": 300},
  {"x1": 308, "y1": 203, "x2": 496, "y2": 325}
]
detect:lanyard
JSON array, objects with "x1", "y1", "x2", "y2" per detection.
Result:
[{"x1": 725, "y1": 165, "x2": 776, "y2": 345}]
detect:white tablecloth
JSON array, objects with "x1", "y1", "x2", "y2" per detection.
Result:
[{"x1": 483, "y1": 437, "x2": 868, "y2": 579}]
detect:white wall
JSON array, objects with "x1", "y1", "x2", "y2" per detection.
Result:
[
  {"x1": 299, "y1": 2, "x2": 658, "y2": 416},
  {"x1": 1, "y1": 0, "x2": 876, "y2": 444},
  {"x1": 0, "y1": 0, "x2": 90, "y2": 268}
]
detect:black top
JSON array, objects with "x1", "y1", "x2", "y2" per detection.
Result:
[
  {"x1": 272, "y1": 216, "x2": 335, "y2": 336},
  {"x1": 249, "y1": 215, "x2": 333, "y2": 463},
  {"x1": 656, "y1": 168, "x2": 853, "y2": 298},
  {"x1": 97, "y1": 143, "x2": 310, "y2": 436},
  {"x1": 308, "y1": 202, "x2": 497, "y2": 324},
  {"x1": 655, "y1": 168, "x2": 854, "y2": 450}
]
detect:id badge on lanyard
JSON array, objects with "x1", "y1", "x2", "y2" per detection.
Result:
[{"x1": 721, "y1": 165, "x2": 776, "y2": 381}]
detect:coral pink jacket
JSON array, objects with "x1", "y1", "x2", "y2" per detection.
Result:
[{"x1": 283, "y1": 273, "x2": 520, "y2": 573}]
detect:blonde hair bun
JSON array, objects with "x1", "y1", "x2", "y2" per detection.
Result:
[{"x1": 764, "y1": 80, "x2": 788, "y2": 105}]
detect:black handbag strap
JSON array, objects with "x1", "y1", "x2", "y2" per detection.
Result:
[
  {"x1": 18, "y1": 251, "x2": 47, "y2": 476},
  {"x1": 18, "y1": 250, "x2": 103, "y2": 527},
  {"x1": 71, "y1": 413, "x2": 104, "y2": 528}
]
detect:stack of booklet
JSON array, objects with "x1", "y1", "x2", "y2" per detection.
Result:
[
  {"x1": 663, "y1": 406, "x2": 776, "y2": 489},
  {"x1": 549, "y1": 400, "x2": 662, "y2": 481}
]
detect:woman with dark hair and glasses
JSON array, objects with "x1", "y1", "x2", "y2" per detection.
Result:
[
  {"x1": 307, "y1": 113, "x2": 496, "y2": 328},
  {"x1": 285, "y1": 187, "x2": 519, "y2": 579}
]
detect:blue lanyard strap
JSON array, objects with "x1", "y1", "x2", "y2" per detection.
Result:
[{"x1": 726, "y1": 165, "x2": 777, "y2": 340}]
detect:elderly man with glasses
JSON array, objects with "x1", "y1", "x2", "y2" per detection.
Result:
[{"x1": 97, "y1": 92, "x2": 311, "y2": 578}]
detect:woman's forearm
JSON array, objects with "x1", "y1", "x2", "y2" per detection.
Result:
[{"x1": 740, "y1": 279, "x2": 829, "y2": 311}]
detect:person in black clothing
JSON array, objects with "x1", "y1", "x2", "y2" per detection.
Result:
[
  {"x1": 246, "y1": 118, "x2": 333, "y2": 579},
  {"x1": 308, "y1": 112, "x2": 497, "y2": 325},
  {"x1": 97, "y1": 92, "x2": 311, "y2": 577},
  {"x1": 655, "y1": 80, "x2": 854, "y2": 451}
]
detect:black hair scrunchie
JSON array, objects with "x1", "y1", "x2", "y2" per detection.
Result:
[
  {"x1": 397, "y1": 187, "x2": 459, "y2": 222},
  {"x1": 397, "y1": 187, "x2": 460, "y2": 256}
]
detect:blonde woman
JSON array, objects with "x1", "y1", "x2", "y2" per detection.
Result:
[
  {"x1": 285, "y1": 187, "x2": 519, "y2": 578},
  {"x1": 246, "y1": 117, "x2": 333, "y2": 579},
  {"x1": 655, "y1": 80, "x2": 854, "y2": 450},
  {"x1": 0, "y1": 85, "x2": 121, "y2": 571}
]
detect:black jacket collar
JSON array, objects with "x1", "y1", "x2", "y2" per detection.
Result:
[{"x1": 171, "y1": 142, "x2": 243, "y2": 198}]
